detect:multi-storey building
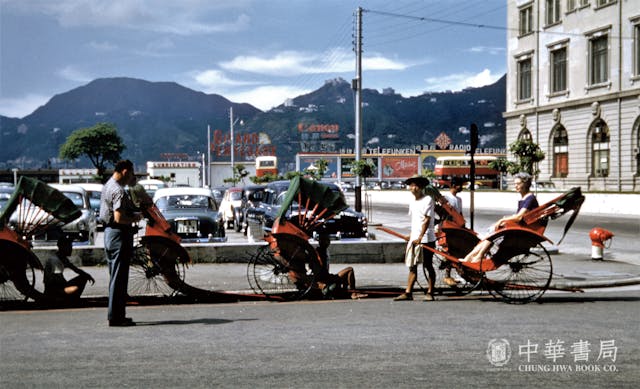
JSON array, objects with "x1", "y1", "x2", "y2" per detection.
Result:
[{"x1": 504, "y1": 0, "x2": 640, "y2": 191}]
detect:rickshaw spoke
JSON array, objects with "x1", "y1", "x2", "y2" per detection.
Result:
[
  {"x1": 128, "y1": 240, "x2": 186, "y2": 297},
  {"x1": 482, "y1": 244, "x2": 552, "y2": 304},
  {"x1": 420, "y1": 254, "x2": 481, "y2": 295},
  {"x1": 249, "y1": 236, "x2": 316, "y2": 301}
]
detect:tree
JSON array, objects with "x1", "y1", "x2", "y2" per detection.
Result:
[
  {"x1": 509, "y1": 138, "x2": 545, "y2": 176},
  {"x1": 350, "y1": 159, "x2": 375, "y2": 185},
  {"x1": 488, "y1": 139, "x2": 545, "y2": 179},
  {"x1": 223, "y1": 164, "x2": 249, "y2": 186},
  {"x1": 59, "y1": 123, "x2": 125, "y2": 179},
  {"x1": 303, "y1": 158, "x2": 329, "y2": 181}
]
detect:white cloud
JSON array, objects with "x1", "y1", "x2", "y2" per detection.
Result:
[
  {"x1": 192, "y1": 69, "x2": 258, "y2": 89},
  {"x1": 220, "y1": 48, "x2": 409, "y2": 76},
  {"x1": 423, "y1": 68, "x2": 501, "y2": 92},
  {"x1": 224, "y1": 85, "x2": 312, "y2": 112},
  {"x1": 0, "y1": 94, "x2": 50, "y2": 118},
  {"x1": 57, "y1": 66, "x2": 93, "y2": 83},
  {"x1": 468, "y1": 46, "x2": 506, "y2": 56},
  {"x1": 18, "y1": 0, "x2": 251, "y2": 35},
  {"x1": 88, "y1": 41, "x2": 118, "y2": 51}
]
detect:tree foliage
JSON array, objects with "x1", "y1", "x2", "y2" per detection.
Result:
[
  {"x1": 223, "y1": 164, "x2": 249, "y2": 186},
  {"x1": 303, "y1": 158, "x2": 329, "y2": 181},
  {"x1": 488, "y1": 139, "x2": 545, "y2": 177},
  {"x1": 59, "y1": 123, "x2": 125, "y2": 178}
]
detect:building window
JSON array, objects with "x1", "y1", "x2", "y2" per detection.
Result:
[
  {"x1": 596, "y1": 0, "x2": 614, "y2": 7},
  {"x1": 519, "y1": 5, "x2": 533, "y2": 35},
  {"x1": 551, "y1": 47, "x2": 567, "y2": 92},
  {"x1": 567, "y1": 0, "x2": 577, "y2": 12},
  {"x1": 591, "y1": 120, "x2": 609, "y2": 177},
  {"x1": 635, "y1": 24, "x2": 640, "y2": 77},
  {"x1": 553, "y1": 126, "x2": 569, "y2": 177},
  {"x1": 518, "y1": 58, "x2": 532, "y2": 100},
  {"x1": 589, "y1": 35, "x2": 608, "y2": 85},
  {"x1": 635, "y1": 122, "x2": 640, "y2": 175},
  {"x1": 519, "y1": 128, "x2": 533, "y2": 141},
  {"x1": 546, "y1": 0, "x2": 561, "y2": 25}
]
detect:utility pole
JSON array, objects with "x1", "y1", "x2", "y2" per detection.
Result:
[
  {"x1": 229, "y1": 107, "x2": 235, "y2": 183},
  {"x1": 353, "y1": 7, "x2": 363, "y2": 212},
  {"x1": 207, "y1": 125, "x2": 211, "y2": 188}
]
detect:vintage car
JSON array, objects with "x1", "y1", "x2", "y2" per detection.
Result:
[
  {"x1": 152, "y1": 187, "x2": 226, "y2": 243},
  {"x1": 47, "y1": 184, "x2": 98, "y2": 244},
  {"x1": 245, "y1": 180, "x2": 369, "y2": 240},
  {"x1": 0, "y1": 185, "x2": 14, "y2": 211},
  {"x1": 76, "y1": 183, "x2": 104, "y2": 230}
]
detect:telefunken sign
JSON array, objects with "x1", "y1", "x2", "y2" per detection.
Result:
[{"x1": 339, "y1": 145, "x2": 506, "y2": 155}]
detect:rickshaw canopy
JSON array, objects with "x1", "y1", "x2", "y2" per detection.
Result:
[
  {"x1": 276, "y1": 176, "x2": 348, "y2": 221},
  {"x1": 0, "y1": 176, "x2": 81, "y2": 229}
]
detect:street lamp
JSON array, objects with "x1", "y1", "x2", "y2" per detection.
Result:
[{"x1": 229, "y1": 107, "x2": 243, "y2": 183}]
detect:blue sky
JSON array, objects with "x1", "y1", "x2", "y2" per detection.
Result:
[{"x1": 0, "y1": 0, "x2": 507, "y2": 118}]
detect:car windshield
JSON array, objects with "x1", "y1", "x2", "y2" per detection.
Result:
[
  {"x1": 229, "y1": 191, "x2": 242, "y2": 201},
  {"x1": 157, "y1": 195, "x2": 214, "y2": 209},
  {"x1": 85, "y1": 191, "x2": 101, "y2": 210},
  {"x1": 62, "y1": 192, "x2": 85, "y2": 208}
]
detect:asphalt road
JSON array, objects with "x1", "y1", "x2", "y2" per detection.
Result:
[{"x1": 1, "y1": 290, "x2": 638, "y2": 388}]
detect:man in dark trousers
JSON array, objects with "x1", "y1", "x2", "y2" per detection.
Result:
[{"x1": 100, "y1": 160, "x2": 141, "y2": 327}]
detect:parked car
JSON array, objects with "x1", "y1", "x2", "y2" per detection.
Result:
[
  {"x1": 210, "y1": 187, "x2": 225, "y2": 205},
  {"x1": 532, "y1": 181, "x2": 557, "y2": 192},
  {"x1": 218, "y1": 187, "x2": 243, "y2": 229},
  {"x1": 47, "y1": 184, "x2": 98, "y2": 245},
  {"x1": 76, "y1": 183, "x2": 104, "y2": 230},
  {"x1": 0, "y1": 185, "x2": 14, "y2": 211},
  {"x1": 246, "y1": 180, "x2": 369, "y2": 240},
  {"x1": 152, "y1": 187, "x2": 226, "y2": 243},
  {"x1": 137, "y1": 178, "x2": 167, "y2": 198}
]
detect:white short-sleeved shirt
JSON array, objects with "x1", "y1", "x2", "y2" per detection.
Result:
[
  {"x1": 408, "y1": 195, "x2": 436, "y2": 243},
  {"x1": 443, "y1": 191, "x2": 463, "y2": 213}
]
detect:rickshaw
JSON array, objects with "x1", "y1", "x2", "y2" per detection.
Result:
[
  {"x1": 0, "y1": 177, "x2": 81, "y2": 302},
  {"x1": 0, "y1": 178, "x2": 193, "y2": 303},
  {"x1": 247, "y1": 176, "x2": 348, "y2": 300},
  {"x1": 127, "y1": 184, "x2": 192, "y2": 297},
  {"x1": 379, "y1": 185, "x2": 585, "y2": 304}
]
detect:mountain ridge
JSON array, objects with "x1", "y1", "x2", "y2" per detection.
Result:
[{"x1": 0, "y1": 75, "x2": 506, "y2": 170}]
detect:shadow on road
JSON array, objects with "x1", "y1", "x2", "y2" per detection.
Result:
[{"x1": 136, "y1": 317, "x2": 257, "y2": 326}]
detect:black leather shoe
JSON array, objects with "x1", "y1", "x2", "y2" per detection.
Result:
[{"x1": 109, "y1": 317, "x2": 136, "y2": 327}]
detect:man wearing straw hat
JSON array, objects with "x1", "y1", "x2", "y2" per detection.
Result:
[{"x1": 394, "y1": 175, "x2": 436, "y2": 301}]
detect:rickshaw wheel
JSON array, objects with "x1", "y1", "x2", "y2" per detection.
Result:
[
  {"x1": 128, "y1": 238, "x2": 187, "y2": 297},
  {"x1": 0, "y1": 241, "x2": 43, "y2": 302},
  {"x1": 248, "y1": 236, "x2": 316, "y2": 301},
  {"x1": 481, "y1": 243, "x2": 552, "y2": 304},
  {"x1": 0, "y1": 260, "x2": 36, "y2": 301},
  {"x1": 421, "y1": 254, "x2": 481, "y2": 295}
]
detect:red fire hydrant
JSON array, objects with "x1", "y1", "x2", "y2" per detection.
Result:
[{"x1": 589, "y1": 227, "x2": 614, "y2": 260}]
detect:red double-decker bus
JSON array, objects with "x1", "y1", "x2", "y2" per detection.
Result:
[{"x1": 434, "y1": 155, "x2": 500, "y2": 188}]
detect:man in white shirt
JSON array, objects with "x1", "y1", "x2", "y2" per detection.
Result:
[
  {"x1": 441, "y1": 177, "x2": 464, "y2": 286},
  {"x1": 394, "y1": 175, "x2": 437, "y2": 301}
]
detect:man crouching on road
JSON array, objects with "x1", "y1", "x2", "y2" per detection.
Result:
[{"x1": 394, "y1": 175, "x2": 436, "y2": 302}]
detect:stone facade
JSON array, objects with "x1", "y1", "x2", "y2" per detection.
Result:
[{"x1": 504, "y1": 0, "x2": 640, "y2": 192}]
